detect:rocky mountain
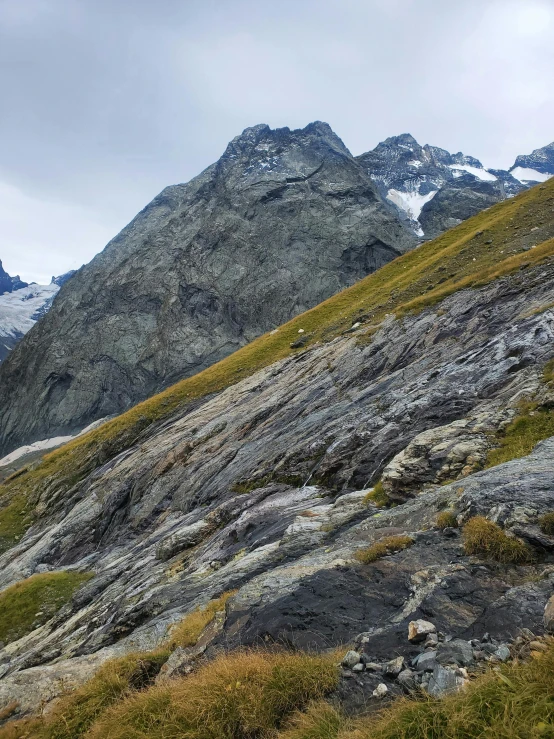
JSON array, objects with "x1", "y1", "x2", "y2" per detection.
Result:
[
  {"x1": 356, "y1": 134, "x2": 553, "y2": 239},
  {"x1": 0, "y1": 260, "x2": 27, "y2": 295},
  {"x1": 0, "y1": 122, "x2": 414, "y2": 457},
  {"x1": 0, "y1": 271, "x2": 76, "y2": 363},
  {"x1": 0, "y1": 177, "x2": 553, "y2": 729},
  {"x1": 511, "y1": 141, "x2": 554, "y2": 184}
]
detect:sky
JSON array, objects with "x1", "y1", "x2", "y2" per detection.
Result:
[{"x1": 0, "y1": 0, "x2": 553, "y2": 284}]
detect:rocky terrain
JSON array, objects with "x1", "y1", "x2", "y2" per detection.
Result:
[
  {"x1": 1, "y1": 182, "x2": 554, "y2": 723},
  {"x1": 0, "y1": 122, "x2": 415, "y2": 456}
]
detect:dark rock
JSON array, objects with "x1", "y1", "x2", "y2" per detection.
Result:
[
  {"x1": 436, "y1": 639, "x2": 474, "y2": 666},
  {"x1": 427, "y1": 665, "x2": 467, "y2": 697}
]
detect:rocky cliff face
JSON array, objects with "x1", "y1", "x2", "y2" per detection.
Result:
[
  {"x1": 510, "y1": 141, "x2": 554, "y2": 184},
  {"x1": 0, "y1": 122, "x2": 414, "y2": 456}
]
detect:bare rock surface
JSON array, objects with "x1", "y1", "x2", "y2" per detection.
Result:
[{"x1": 1, "y1": 262, "x2": 554, "y2": 717}]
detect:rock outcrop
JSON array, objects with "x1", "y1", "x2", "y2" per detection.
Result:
[
  {"x1": 0, "y1": 122, "x2": 414, "y2": 455},
  {"x1": 1, "y1": 255, "x2": 554, "y2": 718}
]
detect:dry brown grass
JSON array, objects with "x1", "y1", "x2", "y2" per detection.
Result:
[
  {"x1": 539, "y1": 512, "x2": 554, "y2": 536},
  {"x1": 167, "y1": 590, "x2": 236, "y2": 649},
  {"x1": 462, "y1": 516, "x2": 532, "y2": 564},
  {"x1": 85, "y1": 649, "x2": 338, "y2": 739},
  {"x1": 436, "y1": 511, "x2": 458, "y2": 530},
  {"x1": 355, "y1": 535, "x2": 414, "y2": 564},
  {"x1": 0, "y1": 649, "x2": 170, "y2": 739}
]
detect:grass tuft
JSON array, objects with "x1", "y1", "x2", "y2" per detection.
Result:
[
  {"x1": 539, "y1": 512, "x2": 554, "y2": 536},
  {"x1": 436, "y1": 511, "x2": 458, "y2": 530},
  {"x1": 278, "y1": 700, "x2": 344, "y2": 739},
  {"x1": 355, "y1": 535, "x2": 414, "y2": 564},
  {"x1": 486, "y1": 403, "x2": 554, "y2": 469},
  {"x1": 167, "y1": 590, "x2": 236, "y2": 649},
  {"x1": 0, "y1": 649, "x2": 170, "y2": 739},
  {"x1": 363, "y1": 481, "x2": 390, "y2": 508},
  {"x1": 0, "y1": 571, "x2": 92, "y2": 646},
  {"x1": 462, "y1": 516, "x2": 532, "y2": 564},
  {"x1": 83, "y1": 649, "x2": 338, "y2": 739}
]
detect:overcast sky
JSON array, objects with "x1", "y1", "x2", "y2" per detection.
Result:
[{"x1": 0, "y1": 0, "x2": 553, "y2": 283}]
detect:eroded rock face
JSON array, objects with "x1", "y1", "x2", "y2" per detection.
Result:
[
  {"x1": 1, "y1": 263, "x2": 554, "y2": 717},
  {"x1": 0, "y1": 122, "x2": 414, "y2": 456}
]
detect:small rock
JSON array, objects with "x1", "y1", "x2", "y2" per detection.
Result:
[
  {"x1": 352, "y1": 663, "x2": 365, "y2": 672},
  {"x1": 413, "y1": 650, "x2": 437, "y2": 672},
  {"x1": 425, "y1": 633, "x2": 439, "y2": 647},
  {"x1": 427, "y1": 665, "x2": 467, "y2": 697},
  {"x1": 384, "y1": 655, "x2": 405, "y2": 677},
  {"x1": 482, "y1": 643, "x2": 498, "y2": 655},
  {"x1": 437, "y1": 639, "x2": 474, "y2": 667},
  {"x1": 365, "y1": 662, "x2": 383, "y2": 672},
  {"x1": 397, "y1": 668, "x2": 417, "y2": 691},
  {"x1": 544, "y1": 594, "x2": 554, "y2": 633},
  {"x1": 372, "y1": 683, "x2": 388, "y2": 698},
  {"x1": 495, "y1": 645, "x2": 511, "y2": 662},
  {"x1": 408, "y1": 619, "x2": 437, "y2": 643},
  {"x1": 342, "y1": 650, "x2": 361, "y2": 669}
]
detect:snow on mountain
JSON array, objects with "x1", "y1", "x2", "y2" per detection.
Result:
[
  {"x1": 510, "y1": 166, "x2": 553, "y2": 184},
  {"x1": 448, "y1": 163, "x2": 497, "y2": 181},
  {"x1": 0, "y1": 270, "x2": 76, "y2": 362},
  {"x1": 355, "y1": 135, "x2": 554, "y2": 239}
]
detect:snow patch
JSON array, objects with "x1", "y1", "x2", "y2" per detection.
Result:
[
  {"x1": 510, "y1": 167, "x2": 553, "y2": 183},
  {"x1": 386, "y1": 188, "x2": 438, "y2": 220},
  {"x1": 408, "y1": 160, "x2": 422, "y2": 168},
  {"x1": 0, "y1": 418, "x2": 110, "y2": 468},
  {"x1": 448, "y1": 164, "x2": 497, "y2": 182},
  {"x1": 0, "y1": 283, "x2": 59, "y2": 339}
]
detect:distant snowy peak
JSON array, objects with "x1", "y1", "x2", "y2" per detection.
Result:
[
  {"x1": 0, "y1": 269, "x2": 76, "y2": 362},
  {"x1": 355, "y1": 134, "x2": 551, "y2": 238},
  {"x1": 511, "y1": 141, "x2": 554, "y2": 182}
]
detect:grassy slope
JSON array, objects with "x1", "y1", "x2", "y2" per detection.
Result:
[
  {"x1": 1, "y1": 178, "x2": 554, "y2": 552},
  {"x1": 0, "y1": 571, "x2": 92, "y2": 645}
]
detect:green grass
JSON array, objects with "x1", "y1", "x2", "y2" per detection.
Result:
[
  {"x1": 436, "y1": 511, "x2": 458, "y2": 530},
  {"x1": 486, "y1": 403, "x2": 554, "y2": 469},
  {"x1": 2, "y1": 178, "x2": 554, "y2": 553},
  {"x1": 0, "y1": 571, "x2": 93, "y2": 646},
  {"x1": 363, "y1": 481, "x2": 390, "y2": 508},
  {"x1": 462, "y1": 516, "x2": 532, "y2": 564},
  {"x1": 539, "y1": 512, "x2": 554, "y2": 536},
  {"x1": 355, "y1": 535, "x2": 414, "y2": 564}
]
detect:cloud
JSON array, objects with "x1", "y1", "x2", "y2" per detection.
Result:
[
  {"x1": 0, "y1": 180, "x2": 116, "y2": 284},
  {"x1": 0, "y1": 0, "x2": 553, "y2": 281}
]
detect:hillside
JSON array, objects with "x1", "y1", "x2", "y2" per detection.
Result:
[
  {"x1": 0, "y1": 122, "x2": 414, "y2": 457},
  {"x1": 0, "y1": 177, "x2": 553, "y2": 734}
]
